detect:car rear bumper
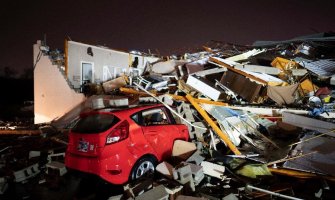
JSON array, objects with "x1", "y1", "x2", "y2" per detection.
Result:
[{"x1": 65, "y1": 152, "x2": 130, "y2": 184}]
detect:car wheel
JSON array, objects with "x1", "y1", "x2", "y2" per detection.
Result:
[{"x1": 130, "y1": 156, "x2": 157, "y2": 181}]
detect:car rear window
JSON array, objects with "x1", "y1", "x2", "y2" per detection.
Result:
[{"x1": 71, "y1": 113, "x2": 120, "y2": 134}]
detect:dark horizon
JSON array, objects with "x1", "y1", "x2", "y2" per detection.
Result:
[{"x1": 1, "y1": 0, "x2": 335, "y2": 73}]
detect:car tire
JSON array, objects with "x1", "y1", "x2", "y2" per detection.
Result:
[{"x1": 130, "y1": 156, "x2": 157, "y2": 181}]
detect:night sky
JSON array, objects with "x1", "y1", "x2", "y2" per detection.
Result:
[{"x1": 1, "y1": 0, "x2": 335, "y2": 74}]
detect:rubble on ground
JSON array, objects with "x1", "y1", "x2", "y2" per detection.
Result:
[{"x1": 2, "y1": 34, "x2": 335, "y2": 199}]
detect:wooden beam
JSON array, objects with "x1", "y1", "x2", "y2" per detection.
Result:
[
  {"x1": 209, "y1": 57, "x2": 268, "y2": 85},
  {"x1": 0, "y1": 130, "x2": 41, "y2": 135},
  {"x1": 119, "y1": 87, "x2": 229, "y2": 106},
  {"x1": 203, "y1": 46, "x2": 214, "y2": 53},
  {"x1": 267, "y1": 151, "x2": 316, "y2": 166},
  {"x1": 193, "y1": 98, "x2": 228, "y2": 106},
  {"x1": 185, "y1": 94, "x2": 241, "y2": 155},
  {"x1": 119, "y1": 87, "x2": 156, "y2": 96},
  {"x1": 269, "y1": 167, "x2": 335, "y2": 181},
  {"x1": 64, "y1": 38, "x2": 68, "y2": 77}
]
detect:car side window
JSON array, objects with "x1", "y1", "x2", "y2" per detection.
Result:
[
  {"x1": 131, "y1": 112, "x2": 141, "y2": 124},
  {"x1": 142, "y1": 108, "x2": 170, "y2": 126}
]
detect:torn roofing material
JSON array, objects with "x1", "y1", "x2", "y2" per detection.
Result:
[
  {"x1": 282, "y1": 112, "x2": 335, "y2": 136},
  {"x1": 294, "y1": 57, "x2": 335, "y2": 77},
  {"x1": 252, "y1": 32, "x2": 335, "y2": 47},
  {"x1": 284, "y1": 134, "x2": 335, "y2": 176}
]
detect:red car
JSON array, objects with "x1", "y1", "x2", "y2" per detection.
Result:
[{"x1": 65, "y1": 104, "x2": 189, "y2": 184}]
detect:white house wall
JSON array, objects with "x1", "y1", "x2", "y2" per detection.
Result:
[
  {"x1": 67, "y1": 41, "x2": 130, "y2": 89},
  {"x1": 129, "y1": 53, "x2": 161, "y2": 71},
  {"x1": 67, "y1": 41, "x2": 160, "y2": 89},
  {"x1": 34, "y1": 40, "x2": 160, "y2": 124},
  {"x1": 34, "y1": 41, "x2": 85, "y2": 124}
]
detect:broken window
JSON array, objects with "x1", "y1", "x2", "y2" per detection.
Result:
[{"x1": 142, "y1": 108, "x2": 169, "y2": 126}]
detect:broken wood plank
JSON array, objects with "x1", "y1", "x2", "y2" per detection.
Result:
[
  {"x1": 288, "y1": 131, "x2": 334, "y2": 146},
  {"x1": 267, "y1": 151, "x2": 317, "y2": 166},
  {"x1": 246, "y1": 184, "x2": 303, "y2": 200},
  {"x1": 269, "y1": 167, "x2": 335, "y2": 181},
  {"x1": 185, "y1": 94, "x2": 241, "y2": 155},
  {"x1": 0, "y1": 130, "x2": 41, "y2": 135},
  {"x1": 120, "y1": 87, "x2": 228, "y2": 106},
  {"x1": 209, "y1": 57, "x2": 268, "y2": 85},
  {"x1": 282, "y1": 112, "x2": 335, "y2": 136},
  {"x1": 133, "y1": 82, "x2": 207, "y2": 131}
]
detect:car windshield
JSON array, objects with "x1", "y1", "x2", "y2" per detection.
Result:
[{"x1": 71, "y1": 113, "x2": 120, "y2": 134}]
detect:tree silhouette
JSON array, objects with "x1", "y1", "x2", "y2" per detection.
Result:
[
  {"x1": 3, "y1": 66, "x2": 18, "y2": 78},
  {"x1": 20, "y1": 68, "x2": 33, "y2": 79}
]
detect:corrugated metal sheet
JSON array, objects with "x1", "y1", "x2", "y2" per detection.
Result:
[{"x1": 294, "y1": 57, "x2": 335, "y2": 77}]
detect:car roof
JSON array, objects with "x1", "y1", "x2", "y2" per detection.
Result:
[
  {"x1": 112, "y1": 104, "x2": 165, "y2": 114},
  {"x1": 80, "y1": 104, "x2": 166, "y2": 117}
]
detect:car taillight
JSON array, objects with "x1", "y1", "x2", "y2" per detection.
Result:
[{"x1": 106, "y1": 120, "x2": 129, "y2": 145}]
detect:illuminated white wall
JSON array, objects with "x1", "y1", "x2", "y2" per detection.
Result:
[
  {"x1": 67, "y1": 41, "x2": 160, "y2": 89},
  {"x1": 33, "y1": 40, "x2": 160, "y2": 124},
  {"x1": 33, "y1": 41, "x2": 85, "y2": 124}
]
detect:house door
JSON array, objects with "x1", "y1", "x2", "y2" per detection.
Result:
[{"x1": 82, "y1": 62, "x2": 93, "y2": 84}]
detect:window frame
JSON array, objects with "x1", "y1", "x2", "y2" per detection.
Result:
[{"x1": 130, "y1": 106, "x2": 176, "y2": 126}]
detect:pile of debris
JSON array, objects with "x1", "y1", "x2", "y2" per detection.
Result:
[
  {"x1": 54, "y1": 33, "x2": 335, "y2": 199},
  {"x1": 2, "y1": 33, "x2": 335, "y2": 199},
  {"x1": 0, "y1": 125, "x2": 69, "y2": 198}
]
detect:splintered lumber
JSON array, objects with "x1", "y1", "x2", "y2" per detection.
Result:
[
  {"x1": 282, "y1": 112, "x2": 335, "y2": 136},
  {"x1": 269, "y1": 167, "x2": 335, "y2": 181},
  {"x1": 185, "y1": 94, "x2": 241, "y2": 155},
  {"x1": 209, "y1": 57, "x2": 268, "y2": 85},
  {"x1": 133, "y1": 82, "x2": 206, "y2": 131},
  {"x1": 0, "y1": 130, "x2": 41, "y2": 135},
  {"x1": 120, "y1": 87, "x2": 157, "y2": 96},
  {"x1": 192, "y1": 98, "x2": 229, "y2": 106},
  {"x1": 267, "y1": 151, "x2": 317, "y2": 166},
  {"x1": 246, "y1": 184, "x2": 303, "y2": 200},
  {"x1": 288, "y1": 131, "x2": 334, "y2": 146},
  {"x1": 120, "y1": 87, "x2": 228, "y2": 106}
]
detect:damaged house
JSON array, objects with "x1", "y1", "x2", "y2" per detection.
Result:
[
  {"x1": 33, "y1": 39, "x2": 159, "y2": 124},
  {"x1": 2, "y1": 33, "x2": 334, "y2": 199}
]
